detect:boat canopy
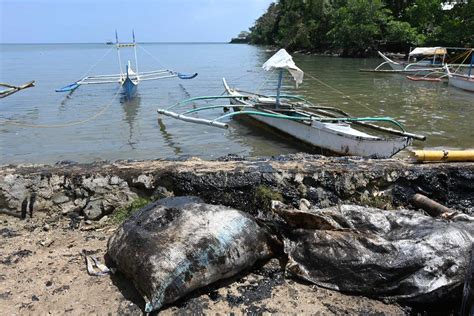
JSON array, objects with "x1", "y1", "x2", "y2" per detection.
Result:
[
  {"x1": 409, "y1": 47, "x2": 447, "y2": 56},
  {"x1": 262, "y1": 49, "x2": 304, "y2": 87}
]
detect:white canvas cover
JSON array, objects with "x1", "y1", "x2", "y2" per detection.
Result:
[
  {"x1": 262, "y1": 49, "x2": 304, "y2": 87},
  {"x1": 409, "y1": 47, "x2": 447, "y2": 56}
]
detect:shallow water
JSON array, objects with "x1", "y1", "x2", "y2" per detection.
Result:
[{"x1": 1, "y1": 43, "x2": 473, "y2": 164}]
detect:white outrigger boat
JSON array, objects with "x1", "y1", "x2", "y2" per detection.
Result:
[
  {"x1": 56, "y1": 31, "x2": 197, "y2": 100},
  {"x1": 371, "y1": 47, "x2": 446, "y2": 74},
  {"x1": 362, "y1": 47, "x2": 472, "y2": 76},
  {"x1": 158, "y1": 49, "x2": 425, "y2": 158},
  {"x1": 446, "y1": 51, "x2": 474, "y2": 92}
]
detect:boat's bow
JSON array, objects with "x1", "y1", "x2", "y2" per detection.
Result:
[
  {"x1": 121, "y1": 61, "x2": 138, "y2": 99},
  {"x1": 445, "y1": 63, "x2": 474, "y2": 92}
]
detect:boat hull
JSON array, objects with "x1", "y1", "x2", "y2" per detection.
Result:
[
  {"x1": 122, "y1": 76, "x2": 138, "y2": 100},
  {"x1": 449, "y1": 74, "x2": 474, "y2": 92},
  {"x1": 235, "y1": 106, "x2": 410, "y2": 158}
]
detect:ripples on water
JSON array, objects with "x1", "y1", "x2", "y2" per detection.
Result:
[{"x1": 1, "y1": 44, "x2": 473, "y2": 164}]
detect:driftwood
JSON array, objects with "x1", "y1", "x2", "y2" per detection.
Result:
[
  {"x1": 410, "y1": 193, "x2": 454, "y2": 217},
  {"x1": 0, "y1": 81, "x2": 35, "y2": 98}
]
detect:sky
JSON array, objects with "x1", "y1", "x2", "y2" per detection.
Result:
[{"x1": 0, "y1": 0, "x2": 274, "y2": 43}]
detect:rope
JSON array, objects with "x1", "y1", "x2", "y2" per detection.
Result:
[
  {"x1": 0, "y1": 89, "x2": 121, "y2": 128},
  {"x1": 231, "y1": 72, "x2": 252, "y2": 82},
  {"x1": 77, "y1": 46, "x2": 114, "y2": 81},
  {"x1": 138, "y1": 45, "x2": 173, "y2": 70},
  {"x1": 304, "y1": 73, "x2": 378, "y2": 115},
  {"x1": 453, "y1": 49, "x2": 473, "y2": 73},
  {"x1": 446, "y1": 49, "x2": 471, "y2": 65},
  {"x1": 254, "y1": 69, "x2": 276, "y2": 95}
]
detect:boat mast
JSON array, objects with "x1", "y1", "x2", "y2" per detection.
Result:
[
  {"x1": 133, "y1": 30, "x2": 139, "y2": 80},
  {"x1": 276, "y1": 69, "x2": 284, "y2": 108},
  {"x1": 115, "y1": 30, "x2": 125, "y2": 80}
]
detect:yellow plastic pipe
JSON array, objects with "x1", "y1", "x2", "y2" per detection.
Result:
[{"x1": 412, "y1": 150, "x2": 474, "y2": 162}]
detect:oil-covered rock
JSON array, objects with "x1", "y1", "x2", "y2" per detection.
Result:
[
  {"x1": 275, "y1": 203, "x2": 474, "y2": 303},
  {"x1": 107, "y1": 196, "x2": 275, "y2": 312}
]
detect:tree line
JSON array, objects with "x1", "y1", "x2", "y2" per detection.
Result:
[{"x1": 247, "y1": 0, "x2": 473, "y2": 56}]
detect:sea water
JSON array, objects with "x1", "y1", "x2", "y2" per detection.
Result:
[{"x1": 1, "y1": 43, "x2": 473, "y2": 164}]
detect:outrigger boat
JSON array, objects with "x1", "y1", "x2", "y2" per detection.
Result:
[
  {"x1": 445, "y1": 50, "x2": 474, "y2": 92},
  {"x1": 56, "y1": 32, "x2": 197, "y2": 99},
  {"x1": 158, "y1": 49, "x2": 425, "y2": 158},
  {"x1": 361, "y1": 47, "x2": 472, "y2": 76},
  {"x1": 360, "y1": 48, "x2": 446, "y2": 75}
]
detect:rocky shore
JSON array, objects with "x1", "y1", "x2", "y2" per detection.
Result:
[
  {"x1": 1, "y1": 154, "x2": 473, "y2": 314},
  {"x1": 1, "y1": 154, "x2": 473, "y2": 220}
]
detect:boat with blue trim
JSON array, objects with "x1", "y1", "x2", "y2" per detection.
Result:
[{"x1": 56, "y1": 31, "x2": 197, "y2": 100}]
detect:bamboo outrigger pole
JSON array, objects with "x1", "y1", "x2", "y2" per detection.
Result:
[{"x1": 0, "y1": 81, "x2": 35, "y2": 98}]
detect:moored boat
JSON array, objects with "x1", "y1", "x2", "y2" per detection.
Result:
[
  {"x1": 446, "y1": 51, "x2": 474, "y2": 92},
  {"x1": 447, "y1": 73, "x2": 474, "y2": 92},
  {"x1": 56, "y1": 31, "x2": 197, "y2": 100},
  {"x1": 158, "y1": 49, "x2": 426, "y2": 158},
  {"x1": 222, "y1": 79, "x2": 414, "y2": 158},
  {"x1": 361, "y1": 47, "x2": 472, "y2": 76},
  {"x1": 122, "y1": 61, "x2": 138, "y2": 99}
]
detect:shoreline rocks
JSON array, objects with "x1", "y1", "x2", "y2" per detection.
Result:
[
  {"x1": 1, "y1": 154, "x2": 472, "y2": 314},
  {"x1": 1, "y1": 154, "x2": 473, "y2": 220}
]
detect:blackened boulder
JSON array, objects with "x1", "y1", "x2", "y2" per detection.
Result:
[
  {"x1": 276, "y1": 204, "x2": 474, "y2": 303},
  {"x1": 107, "y1": 197, "x2": 274, "y2": 312}
]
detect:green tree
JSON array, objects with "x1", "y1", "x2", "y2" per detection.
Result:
[
  {"x1": 403, "y1": 0, "x2": 444, "y2": 44},
  {"x1": 248, "y1": 3, "x2": 279, "y2": 44},
  {"x1": 430, "y1": 1, "x2": 474, "y2": 47},
  {"x1": 383, "y1": 0, "x2": 416, "y2": 18},
  {"x1": 246, "y1": 0, "x2": 472, "y2": 57},
  {"x1": 238, "y1": 31, "x2": 250, "y2": 38},
  {"x1": 276, "y1": 0, "x2": 332, "y2": 51},
  {"x1": 328, "y1": 0, "x2": 391, "y2": 56},
  {"x1": 386, "y1": 20, "x2": 424, "y2": 48}
]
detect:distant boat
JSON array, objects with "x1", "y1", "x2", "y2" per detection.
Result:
[
  {"x1": 158, "y1": 49, "x2": 426, "y2": 158},
  {"x1": 446, "y1": 51, "x2": 474, "y2": 92},
  {"x1": 360, "y1": 48, "x2": 446, "y2": 75},
  {"x1": 106, "y1": 41, "x2": 114, "y2": 45},
  {"x1": 361, "y1": 47, "x2": 472, "y2": 76},
  {"x1": 56, "y1": 31, "x2": 198, "y2": 100}
]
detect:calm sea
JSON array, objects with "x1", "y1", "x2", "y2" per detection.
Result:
[{"x1": 1, "y1": 43, "x2": 473, "y2": 164}]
